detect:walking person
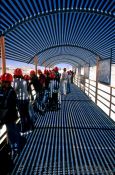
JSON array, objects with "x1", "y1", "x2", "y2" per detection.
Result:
[
  {"x1": 67, "y1": 71, "x2": 72, "y2": 93},
  {"x1": 0, "y1": 73, "x2": 21, "y2": 157},
  {"x1": 13, "y1": 68, "x2": 34, "y2": 133},
  {"x1": 61, "y1": 68, "x2": 68, "y2": 95}
]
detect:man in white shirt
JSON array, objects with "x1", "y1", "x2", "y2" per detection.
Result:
[{"x1": 61, "y1": 68, "x2": 68, "y2": 95}]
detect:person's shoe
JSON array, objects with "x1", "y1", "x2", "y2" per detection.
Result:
[{"x1": 10, "y1": 149, "x2": 19, "y2": 160}]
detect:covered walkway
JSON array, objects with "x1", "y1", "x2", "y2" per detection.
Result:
[
  {"x1": 0, "y1": 1, "x2": 115, "y2": 174},
  {"x1": 11, "y1": 85, "x2": 115, "y2": 175}
]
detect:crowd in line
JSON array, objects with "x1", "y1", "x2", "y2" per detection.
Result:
[{"x1": 0, "y1": 67, "x2": 74, "y2": 159}]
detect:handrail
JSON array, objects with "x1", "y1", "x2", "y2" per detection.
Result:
[{"x1": 74, "y1": 76, "x2": 115, "y2": 121}]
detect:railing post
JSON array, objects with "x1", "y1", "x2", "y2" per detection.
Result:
[
  {"x1": 109, "y1": 86, "x2": 112, "y2": 117},
  {"x1": 95, "y1": 57, "x2": 100, "y2": 104},
  {"x1": 0, "y1": 36, "x2": 6, "y2": 74},
  {"x1": 88, "y1": 79, "x2": 90, "y2": 97}
]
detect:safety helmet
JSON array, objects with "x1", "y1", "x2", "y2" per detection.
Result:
[
  {"x1": 44, "y1": 69, "x2": 49, "y2": 74},
  {"x1": 30, "y1": 70, "x2": 36, "y2": 76},
  {"x1": 38, "y1": 69, "x2": 42, "y2": 74},
  {"x1": 23, "y1": 74, "x2": 30, "y2": 80},
  {"x1": 1, "y1": 73, "x2": 13, "y2": 82},
  {"x1": 54, "y1": 67, "x2": 59, "y2": 72},
  {"x1": 14, "y1": 68, "x2": 23, "y2": 76}
]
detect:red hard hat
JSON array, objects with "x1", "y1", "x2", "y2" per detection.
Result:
[
  {"x1": 44, "y1": 69, "x2": 49, "y2": 74},
  {"x1": 23, "y1": 74, "x2": 30, "y2": 80},
  {"x1": 54, "y1": 67, "x2": 59, "y2": 72},
  {"x1": 1, "y1": 73, "x2": 13, "y2": 82},
  {"x1": 30, "y1": 70, "x2": 35, "y2": 76},
  {"x1": 38, "y1": 69, "x2": 42, "y2": 74},
  {"x1": 14, "y1": 68, "x2": 23, "y2": 76}
]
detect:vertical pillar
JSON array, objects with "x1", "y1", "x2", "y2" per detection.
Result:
[
  {"x1": 34, "y1": 56, "x2": 38, "y2": 75},
  {"x1": 95, "y1": 56, "x2": 100, "y2": 104},
  {"x1": 0, "y1": 36, "x2": 6, "y2": 74},
  {"x1": 44, "y1": 58, "x2": 46, "y2": 69},
  {"x1": 35, "y1": 64, "x2": 37, "y2": 75}
]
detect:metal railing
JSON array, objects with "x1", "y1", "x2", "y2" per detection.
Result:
[{"x1": 74, "y1": 76, "x2": 115, "y2": 121}]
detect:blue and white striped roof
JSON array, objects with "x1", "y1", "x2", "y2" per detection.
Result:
[{"x1": 0, "y1": 0, "x2": 115, "y2": 67}]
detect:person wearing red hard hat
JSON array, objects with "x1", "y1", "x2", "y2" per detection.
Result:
[
  {"x1": 0, "y1": 73, "x2": 21, "y2": 158},
  {"x1": 48, "y1": 70, "x2": 56, "y2": 98},
  {"x1": 38, "y1": 69, "x2": 50, "y2": 114},
  {"x1": 14, "y1": 68, "x2": 23, "y2": 78},
  {"x1": 38, "y1": 69, "x2": 42, "y2": 75},
  {"x1": 23, "y1": 74, "x2": 31, "y2": 97},
  {"x1": 23, "y1": 74, "x2": 31, "y2": 81},
  {"x1": 53, "y1": 66, "x2": 61, "y2": 89},
  {"x1": 30, "y1": 70, "x2": 36, "y2": 76},
  {"x1": 23, "y1": 74, "x2": 37, "y2": 124},
  {"x1": 53, "y1": 66, "x2": 59, "y2": 72},
  {"x1": 13, "y1": 68, "x2": 34, "y2": 133},
  {"x1": 29, "y1": 70, "x2": 40, "y2": 95}
]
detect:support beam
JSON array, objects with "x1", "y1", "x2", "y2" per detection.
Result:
[{"x1": 0, "y1": 36, "x2": 6, "y2": 74}]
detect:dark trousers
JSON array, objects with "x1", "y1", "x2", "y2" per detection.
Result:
[
  {"x1": 17, "y1": 100, "x2": 32, "y2": 132},
  {"x1": 6, "y1": 122, "x2": 20, "y2": 150}
]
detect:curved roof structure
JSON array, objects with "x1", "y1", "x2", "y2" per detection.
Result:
[{"x1": 0, "y1": 0, "x2": 115, "y2": 67}]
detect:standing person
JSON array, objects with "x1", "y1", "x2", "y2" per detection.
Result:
[
  {"x1": 37, "y1": 69, "x2": 47, "y2": 113},
  {"x1": 49, "y1": 70, "x2": 56, "y2": 97},
  {"x1": 0, "y1": 73, "x2": 21, "y2": 156},
  {"x1": 23, "y1": 74, "x2": 37, "y2": 123},
  {"x1": 71, "y1": 70, "x2": 74, "y2": 84},
  {"x1": 61, "y1": 68, "x2": 68, "y2": 95},
  {"x1": 38, "y1": 69, "x2": 50, "y2": 113},
  {"x1": 53, "y1": 67, "x2": 60, "y2": 89},
  {"x1": 29, "y1": 70, "x2": 40, "y2": 96},
  {"x1": 13, "y1": 68, "x2": 34, "y2": 133},
  {"x1": 67, "y1": 71, "x2": 72, "y2": 93}
]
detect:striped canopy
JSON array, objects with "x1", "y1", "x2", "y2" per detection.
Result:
[{"x1": 0, "y1": 0, "x2": 115, "y2": 68}]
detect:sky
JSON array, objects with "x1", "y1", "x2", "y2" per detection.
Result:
[{"x1": 6, "y1": 59, "x2": 72, "y2": 70}]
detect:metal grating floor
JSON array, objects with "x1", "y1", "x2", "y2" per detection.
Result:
[{"x1": 11, "y1": 85, "x2": 115, "y2": 175}]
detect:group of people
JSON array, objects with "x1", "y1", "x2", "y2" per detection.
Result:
[{"x1": 0, "y1": 66, "x2": 74, "y2": 159}]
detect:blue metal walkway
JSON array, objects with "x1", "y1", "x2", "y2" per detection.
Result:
[{"x1": 11, "y1": 85, "x2": 115, "y2": 175}]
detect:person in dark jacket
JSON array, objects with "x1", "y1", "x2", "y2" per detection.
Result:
[
  {"x1": 29, "y1": 70, "x2": 40, "y2": 95},
  {"x1": 0, "y1": 73, "x2": 21, "y2": 157}
]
